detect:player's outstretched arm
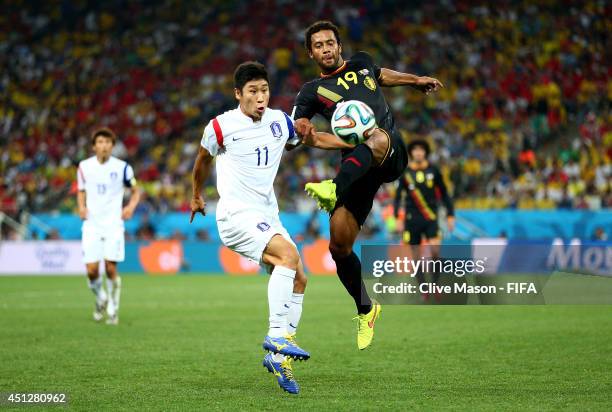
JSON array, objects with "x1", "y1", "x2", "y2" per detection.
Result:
[
  {"x1": 295, "y1": 118, "x2": 354, "y2": 150},
  {"x1": 378, "y1": 68, "x2": 444, "y2": 94},
  {"x1": 190, "y1": 146, "x2": 214, "y2": 222},
  {"x1": 304, "y1": 132, "x2": 355, "y2": 150}
]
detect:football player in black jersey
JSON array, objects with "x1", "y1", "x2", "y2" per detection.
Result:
[
  {"x1": 292, "y1": 21, "x2": 443, "y2": 349},
  {"x1": 394, "y1": 140, "x2": 455, "y2": 301}
]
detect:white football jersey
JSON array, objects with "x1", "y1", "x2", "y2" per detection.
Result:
[
  {"x1": 201, "y1": 106, "x2": 295, "y2": 217},
  {"x1": 77, "y1": 156, "x2": 136, "y2": 230}
]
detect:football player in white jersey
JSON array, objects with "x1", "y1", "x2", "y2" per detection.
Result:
[
  {"x1": 190, "y1": 62, "x2": 352, "y2": 394},
  {"x1": 77, "y1": 127, "x2": 140, "y2": 325}
]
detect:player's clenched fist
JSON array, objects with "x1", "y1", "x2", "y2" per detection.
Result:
[
  {"x1": 190, "y1": 195, "x2": 206, "y2": 222},
  {"x1": 415, "y1": 76, "x2": 444, "y2": 94}
]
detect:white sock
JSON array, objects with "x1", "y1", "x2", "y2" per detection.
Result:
[
  {"x1": 267, "y1": 266, "x2": 296, "y2": 337},
  {"x1": 287, "y1": 293, "x2": 304, "y2": 335},
  {"x1": 106, "y1": 276, "x2": 122, "y2": 316},
  {"x1": 88, "y1": 276, "x2": 107, "y2": 306},
  {"x1": 272, "y1": 352, "x2": 285, "y2": 362}
]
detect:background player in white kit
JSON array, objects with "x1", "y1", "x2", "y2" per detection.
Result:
[
  {"x1": 190, "y1": 62, "x2": 352, "y2": 394},
  {"x1": 77, "y1": 127, "x2": 140, "y2": 325}
]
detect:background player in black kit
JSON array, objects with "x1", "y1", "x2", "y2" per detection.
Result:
[
  {"x1": 293, "y1": 21, "x2": 444, "y2": 349},
  {"x1": 394, "y1": 140, "x2": 455, "y2": 301}
]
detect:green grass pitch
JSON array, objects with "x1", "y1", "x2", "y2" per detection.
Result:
[{"x1": 1, "y1": 275, "x2": 611, "y2": 411}]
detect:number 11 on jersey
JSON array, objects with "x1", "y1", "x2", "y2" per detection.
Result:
[{"x1": 255, "y1": 146, "x2": 269, "y2": 166}]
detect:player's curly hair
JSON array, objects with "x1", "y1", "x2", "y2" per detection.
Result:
[
  {"x1": 407, "y1": 139, "x2": 430, "y2": 158},
  {"x1": 91, "y1": 127, "x2": 116, "y2": 145},
  {"x1": 234, "y1": 61, "x2": 269, "y2": 92},
  {"x1": 304, "y1": 20, "x2": 341, "y2": 51}
]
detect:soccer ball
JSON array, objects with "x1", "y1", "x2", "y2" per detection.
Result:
[{"x1": 331, "y1": 100, "x2": 377, "y2": 145}]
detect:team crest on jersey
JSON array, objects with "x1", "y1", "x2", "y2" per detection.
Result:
[
  {"x1": 359, "y1": 69, "x2": 370, "y2": 76},
  {"x1": 364, "y1": 76, "x2": 377, "y2": 91},
  {"x1": 257, "y1": 222, "x2": 271, "y2": 232},
  {"x1": 110, "y1": 172, "x2": 118, "y2": 180},
  {"x1": 270, "y1": 121, "x2": 283, "y2": 139},
  {"x1": 426, "y1": 172, "x2": 434, "y2": 188}
]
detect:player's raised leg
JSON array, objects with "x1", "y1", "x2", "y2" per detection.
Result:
[
  {"x1": 104, "y1": 261, "x2": 121, "y2": 325},
  {"x1": 305, "y1": 129, "x2": 390, "y2": 211},
  {"x1": 261, "y1": 234, "x2": 310, "y2": 361},
  {"x1": 86, "y1": 261, "x2": 107, "y2": 322},
  {"x1": 329, "y1": 206, "x2": 381, "y2": 350}
]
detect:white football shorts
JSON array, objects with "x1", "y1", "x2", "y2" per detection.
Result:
[
  {"x1": 217, "y1": 208, "x2": 296, "y2": 269},
  {"x1": 81, "y1": 225, "x2": 125, "y2": 264}
]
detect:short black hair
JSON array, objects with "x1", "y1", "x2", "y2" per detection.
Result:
[
  {"x1": 407, "y1": 139, "x2": 430, "y2": 158},
  {"x1": 91, "y1": 127, "x2": 116, "y2": 146},
  {"x1": 304, "y1": 20, "x2": 341, "y2": 51},
  {"x1": 233, "y1": 61, "x2": 269, "y2": 92}
]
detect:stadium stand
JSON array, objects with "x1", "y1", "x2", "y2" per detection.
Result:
[{"x1": 0, "y1": 0, "x2": 609, "y2": 240}]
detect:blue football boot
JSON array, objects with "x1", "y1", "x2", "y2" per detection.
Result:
[
  {"x1": 262, "y1": 335, "x2": 310, "y2": 360},
  {"x1": 263, "y1": 353, "x2": 299, "y2": 394}
]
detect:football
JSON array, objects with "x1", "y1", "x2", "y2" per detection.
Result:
[{"x1": 331, "y1": 100, "x2": 377, "y2": 145}]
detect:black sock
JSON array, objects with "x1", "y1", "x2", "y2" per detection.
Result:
[
  {"x1": 432, "y1": 271, "x2": 441, "y2": 284},
  {"x1": 333, "y1": 144, "x2": 373, "y2": 199},
  {"x1": 334, "y1": 251, "x2": 372, "y2": 314},
  {"x1": 416, "y1": 270, "x2": 426, "y2": 286},
  {"x1": 432, "y1": 257, "x2": 442, "y2": 284}
]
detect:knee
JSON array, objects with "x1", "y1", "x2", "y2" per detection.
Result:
[
  {"x1": 86, "y1": 263, "x2": 99, "y2": 279},
  {"x1": 278, "y1": 248, "x2": 299, "y2": 271},
  {"x1": 329, "y1": 241, "x2": 352, "y2": 260},
  {"x1": 105, "y1": 262, "x2": 117, "y2": 277},
  {"x1": 430, "y1": 246, "x2": 441, "y2": 259},
  {"x1": 365, "y1": 129, "x2": 388, "y2": 148},
  {"x1": 365, "y1": 129, "x2": 389, "y2": 162}
]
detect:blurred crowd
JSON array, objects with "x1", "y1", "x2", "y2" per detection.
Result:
[{"x1": 1, "y1": 0, "x2": 610, "y2": 227}]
